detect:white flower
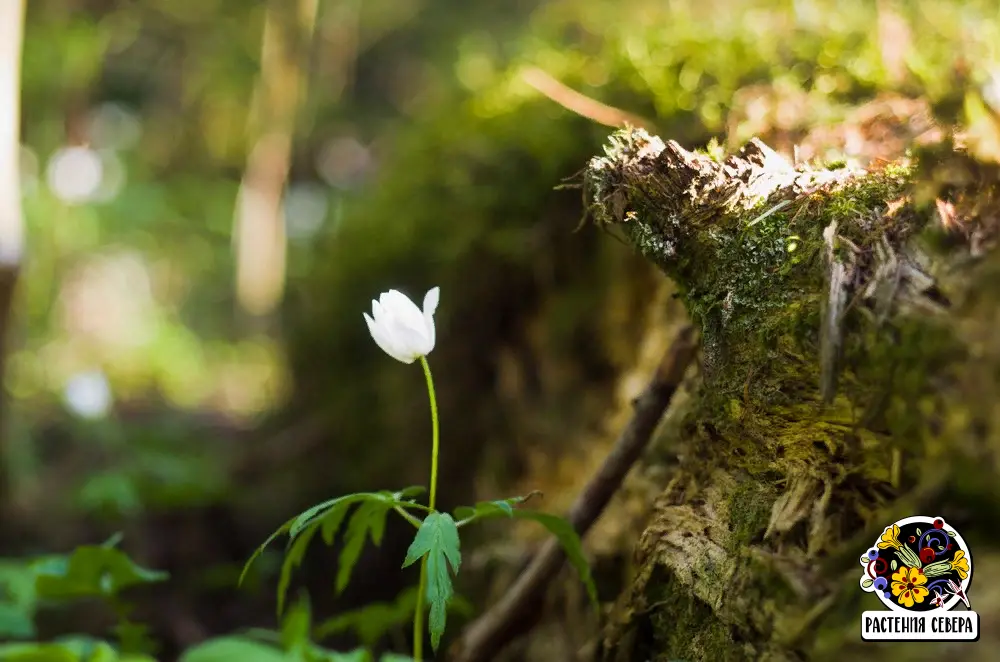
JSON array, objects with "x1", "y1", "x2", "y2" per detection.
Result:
[{"x1": 363, "y1": 287, "x2": 440, "y2": 363}]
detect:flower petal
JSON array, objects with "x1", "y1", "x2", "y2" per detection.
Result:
[
  {"x1": 422, "y1": 287, "x2": 439, "y2": 351},
  {"x1": 423, "y1": 287, "x2": 440, "y2": 317},
  {"x1": 387, "y1": 314, "x2": 431, "y2": 361},
  {"x1": 365, "y1": 312, "x2": 406, "y2": 363},
  {"x1": 383, "y1": 290, "x2": 424, "y2": 328}
]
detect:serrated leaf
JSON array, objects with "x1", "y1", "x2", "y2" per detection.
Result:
[
  {"x1": 511, "y1": 510, "x2": 598, "y2": 609},
  {"x1": 402, "y1": 513, "x2": 460, "y2": 651},
  {"x1": 278, "y1": 525, "x2": 319, "y2": 616},
  {"x1": 242, "y1": 490, "x2": 416, "y2": 590},
  {"x1": 336, "y1": 500, "x2": 393, "y2": 594},
  {"x1": 291, "y1": 493, "x2": 390, "y2": 539},
  {"x1": 320, "y1": 503, "x2": 352, "y2": 546}
]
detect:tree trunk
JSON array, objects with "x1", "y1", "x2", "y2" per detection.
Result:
[{"x1": 584, "y1": 128, "x2": 1000, "y2": 661}]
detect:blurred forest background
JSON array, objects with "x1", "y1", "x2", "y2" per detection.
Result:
[{"x1": 1, "y1": 0, "x2": 999, "y2": 660}]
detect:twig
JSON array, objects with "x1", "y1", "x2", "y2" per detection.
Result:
[
  {"x1": 519, "y1": 66, "x2": 655, "y2": 130},
  {"x1": 449, "y1": 325, "x2": 699, "y2": 662}
]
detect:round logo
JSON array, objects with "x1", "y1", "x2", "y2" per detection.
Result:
[{"x1": 859, "y1": 515, "x2": 972, "y2": 612}]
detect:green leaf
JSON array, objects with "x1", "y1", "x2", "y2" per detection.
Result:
[
  {"x1": 314, "y1": 587, "x2": 417, "y2": 646},
  {"x1": 239, "y1": 519, "x2": 293, "y2": 587},
  {"x1": 336, "y1": 500, "x2": 393, "y2": 594},
  {"x1": 315, "y1": 648, "x2": 371, "y2": 662},
  {"x1": 861, "y1": 578, "x2": 874, "y2": 589},
  {"x1": 511, "y1": 510, "x2": 598, "y2": 609},
  {"x1": 890, "y1": 559, "x2": 898, "y2": 571},
  {"x1": 242, "y1": 490, "x2": 410, "y2": 591},
  {"x1": 452, "y1": 492, "x2": 541, "y2": 523},
  {"x1": 0, "y1": 643, "x2": 79, "y2": 662},
  {"x1": 402, "y1": 513, "x2": 460, "y2": 651},
  {"x1": 112, "y1": 620, "x2": 157, "y2": 657},
  {"x1": 0, "y1": 603, "x2": 34, "y2": 639},
  {"x1": 281, "y1": 594, "x2": 312, "y2": 652},
  {"x1": 290, "y1": 493, "x2": 391, "y2": 539},
  {"x1": 32, "y1": 546, "x2": 168, "y2": 601},
  {"x1": 394, "y1": 486, "x2": 426, "y2": 501},
  {"x1": 320, "y1": 504, "x2": 352, "y2": 546},
  {"x1": 245, "y1": 491, "x2": 416, "y2": 613},
  {"x1": 179, "y1": 637, "x2": 287, "y2": 662},
  {"x1": 278, "y1": 525, "x2": 320, "y2": 616}
]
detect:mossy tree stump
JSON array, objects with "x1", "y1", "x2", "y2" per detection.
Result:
[{"x1": 584, "y1": 129, "x2": 1000, "y2": 661}]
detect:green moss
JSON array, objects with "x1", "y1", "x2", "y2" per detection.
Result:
[
  {"x1": 726, "y1": 480, "x2": 778, "y2": 550},
  {"x1": 641, "y1": 566, "x2": 750, "y2": 662}
]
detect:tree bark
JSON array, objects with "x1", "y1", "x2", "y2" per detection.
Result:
[{"x1": 584, "y1": 128, "x2": 1000, "y2": 661}]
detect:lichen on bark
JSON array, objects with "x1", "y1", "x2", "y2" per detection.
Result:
[{"x1": 585, "y1": 128, "x2": 1000, "y2": 661}]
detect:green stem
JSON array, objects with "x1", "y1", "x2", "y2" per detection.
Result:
[
  {"x1": 412, "y1": 356, "x2": 440, "y2": 662},
  {"x1": 414, "y1": 560, "x2": 427, "y2": 661},
  {"x1": 393, "y1": 505, "x2": 423, "y2": 529},
  {"x1": 420, "y1": 356, "x2": 440, "y2": 511}
]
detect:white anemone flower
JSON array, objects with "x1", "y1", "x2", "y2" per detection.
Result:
[{"x1": 363, "y1": 287, "x2": 440, "y2": 363}]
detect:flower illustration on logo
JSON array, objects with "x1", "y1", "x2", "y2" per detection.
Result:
[
  {"x1": 860, "y1": 516, "x2": 979, "y2": 642},
  {"x1": 890, "y1": 566, "x2": 928, "y2": 608},
  {"x1": 859, "y1": 515, "x2": 974, "y2": 613}
]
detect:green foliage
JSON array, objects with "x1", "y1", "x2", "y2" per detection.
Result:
[
  {"x1": 401, "y1": 513, "x2": 461, "y2": 652},
  {"x1": 0, "y1": 560, "x2": 38, "y2": 639},
  {"x1": 314, "y1": 588, "x2": 417, "y2": 647},
  {"x1": 180, "y1": 636, "x2": 414, "y2": 662},
  {"x1": 313, "y1": 587, "x2": 474, "y2": 648},
  {"x1": 179, "y1": 637, "x2": 288, "y2": 662},
  {"x1": 180, "y1": 596, "x2": 418, "y2": 662},
  {"x1": 31, "y1": 539, "x2": 168, "y2": 602},
  {"x1": 241, "y1": 489, "x2": 427, "y2": 616},
  {"x1": 0, "y1": 638, "x2": 156, "y2": 662}
]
